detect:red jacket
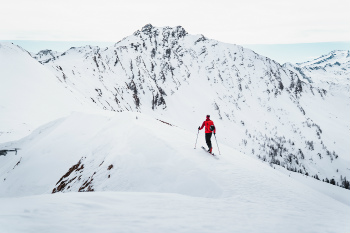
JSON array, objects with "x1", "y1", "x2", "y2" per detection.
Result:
[{"x1": 199, "y1": 118, "x2": 216, "y2": 134}]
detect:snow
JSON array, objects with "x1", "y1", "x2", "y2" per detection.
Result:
[
  {"x1": 286, "y1": 50, "x2": 350, "y2": 88},
  {"x1": 297, "y1": 50, "x2": 350, "y2": 69},
  {"x1": 284, "y1": 49, "x2": 350, "y2": 161},
  {"x1": 0, "y1": 112, "x2": 224, "y2": 198},
  {"x1": 0, "y1": 43, "x2": 95, "y2": 143},
  {"x1": 0, "y1": 26, "x2": 350, "y2": 233},
  {"x1": 0, "y1": 111, "x2": 349, "y2": 233},
  {"x1": 0, "y1": 191, "x2": 349, "y2": 233}
]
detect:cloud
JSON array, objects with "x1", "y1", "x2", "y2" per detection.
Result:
[{"x1": 1, "y1": 0, "x2": 349, "y2": 44}]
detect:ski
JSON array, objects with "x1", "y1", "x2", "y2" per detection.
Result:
[{"x1": 201, "y1": 146, "x2": 219, "y2": 160}]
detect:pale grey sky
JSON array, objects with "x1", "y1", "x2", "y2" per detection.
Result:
[{"x1": 1, "y1": 0, "x2": 349, "y2": 44}]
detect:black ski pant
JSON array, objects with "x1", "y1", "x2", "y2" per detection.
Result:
[{"x1": 205, "y1": 133, "x2": 212, "y2": 150}]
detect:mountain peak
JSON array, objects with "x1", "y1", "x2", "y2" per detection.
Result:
[
  {"x1": 137, "y1": 24, "x2": 188, "y2": 39},
  {"x1": 170, "y1": 25, "x2": 188, "y2": 38},
  {"x1": 34, "y1": 49, "x2": 62, "y2": 63},
  {"x1": 36, "y1": 49, "x2": 56, "y2": 56},
  {"x1": 141, "y1": 24, "x2": 154, "y2": 33}
]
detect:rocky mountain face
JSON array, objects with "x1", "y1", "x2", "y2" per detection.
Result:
[
  {"x1": 2, "y1": 24, "x2": 346, "y2": 189},
  {"x1": 39, "y1": 24, "x2": 304, "y2": 114},
  {"x1": 34, "y1": 49, "x2": 61, "y2": 64}
]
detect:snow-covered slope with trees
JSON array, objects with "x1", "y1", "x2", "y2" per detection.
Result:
[
  {"x1": 283, "y1": 50, "x2": 350, "y2": 164},
  {"x1": 33, "y1": 24, "x2": 350, "y2": 188}
]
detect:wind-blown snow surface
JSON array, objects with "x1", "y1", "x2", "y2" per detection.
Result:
[{"x1": 0, "y1": 112, "x2": 349, "y2": 233}]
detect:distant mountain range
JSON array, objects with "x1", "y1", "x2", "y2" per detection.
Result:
[{"x1": 284, "y1": 50, "x2": 350, "y2": 87}]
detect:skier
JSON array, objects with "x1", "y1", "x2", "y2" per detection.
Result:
[{"x1": 198, "y1": 115, "x2": 216, "y2": 154}]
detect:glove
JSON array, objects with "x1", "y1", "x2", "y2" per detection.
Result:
[
  {"x1": 214, "y1": 132, "x2": 216, "y2": 135},
  {"x1": 198, "y1": 126, "x2": 200, "y2": 130}
]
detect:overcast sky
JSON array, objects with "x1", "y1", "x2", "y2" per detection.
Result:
[{"x1": 1, "y1": 0, "x2": 349, "y2": 44}]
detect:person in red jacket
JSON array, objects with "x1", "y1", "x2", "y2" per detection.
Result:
[{"x1": 198, "y1": 115, "x2": 216, "y2": 153}]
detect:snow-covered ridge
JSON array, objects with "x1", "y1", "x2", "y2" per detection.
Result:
[
  {"x1": 28, "y1": 24, "x2": 349, "y2": 188},
  {"x1": 0, "y1": 112, "x2": 222, "y2": 198},
  {"x1": 0, "y1": 42, "x2": 32, "y2": 56},
  {"x1": 0, "y1": 113, "x2": 348, "y2": 233},
  {"x1": 1, "y1": 111, "x2": 349, "y2": 201},
  {"x1": 284, "y1": 50, "x2": 350, "y2": 88},
  {"x1": 0, "y1": 25, "x2": 349, "y2": 233},
  {"x1": 0, "y1": 24, "x2": 349, "y2": 191},
  {"x1": 297, "y1": 50, "x2": 350, "y2": 68}
]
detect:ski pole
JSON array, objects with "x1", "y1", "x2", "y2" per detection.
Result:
[
  {"x1": 194, "y1": 129, "x2": 199, "y2": 149},
  {"x1": 214, "y1": 134, "x2": 221, "y2": 155}
]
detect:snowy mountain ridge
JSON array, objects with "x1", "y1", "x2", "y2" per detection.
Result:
[
  {"x1": 1, "y1": 112, "x2": 348, "y2": 233},
  {"x1": 1, "y1": 24, "x2": 350, "y2": 191},
  {"x1": 296, "y1": 50, "x2": 350, "y2": 68},
  {"x1": 0, "y1": 25, "x2": 349, "y2": 233},
  {"x1": 283, "y1": 50, "x2": 350, "y2": 88},
  {"x1": 27, "y1": 24, "x2": 350, "y2": 189}
]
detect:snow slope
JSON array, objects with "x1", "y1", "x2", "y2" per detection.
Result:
[
  {"x1": 1, "y1": 25, "x2": 349, "y2": 188},
  {"x1": 283, "y1": 50, "x2": 350, "y2": 162},
  {"x1": 0, "y1": 43, "x2": 95, "y2": 142},
  {"x1": 34, "y1": 25, "x2": 350, "y2": 186},
  {"x1": 0, "y1": 191, "x2": 349, "y2": 233},
  {"x1": 1, "y1": 25, "x2": 349, "y2": 232},
  {"x1": 0, "y1": 111, "x2": 349, "y2": 233}
]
